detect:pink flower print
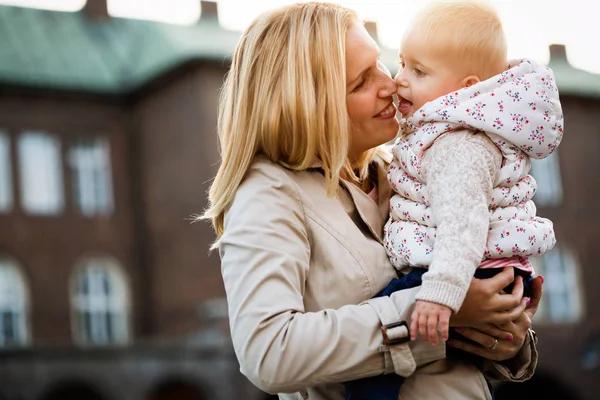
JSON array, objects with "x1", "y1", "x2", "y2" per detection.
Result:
[
  {"x1": 541, "y1": 75, "x2": 556, "y2": 91},
  {"x1": 529, "y1": 102, "x2": 537, "y2": 111},
  {"x1": 543, "y1": 111, "x2": 551, "y2": 122},
  {"x1": 536, "y1": 90, "x2": 550, "y2": 103},
  {"x1": 466, "y1": 101, "x2": 487, "y2": 121},
  {"x1": 512, "y1": 243, "x2": 521, "y2": 254},
  {"x1": 548, "y1": 139, "x2": 559, "y2": 153},
  {"x1": 492, "y1": 117, "x2": 504, "y2": 130},
  {"x1": 514, "y1": 77, "x2": 531, "y2": 91},
  {"x1": 423, "y1": 123, "x2": 439, "y2": 136},
  {"x1": 441, "y1": 92, "x2": 460, "y2": 108},
  {"x1": 498, "y1": 100, "x2": 505, "y2": 112},
  {"x1": 483, "y1": 249, "x2": 491, "y2": 258},
  {"x1": 413, "y1": 227, "x2": 427, "y2": 245},
  {"x1": 520, "y1": 144, "x2": 533, "y2": 153},
  {"x1": 553, "y1": 122, "x2": 564, "y2": 135},
  {"x1": 528, "y1": 235, "x2": 536, "y2": 246},
  {"x1": 506, "y1": 90, "x2": 522, "y2": 102},
  {"x1": 500, "y1": 230, "x2": 511, "y2": 239},
  {"x1": 495, "y1": 244, "x2": 504, "y2": 255},
  {"x1": 470, "y1": 91, "x2": 481, "y2": 98},
  {"x1": 497, "y1": 71, "x2": 511, "y2": 85},
  {"x1": 516, "y1": 227, "x2": 526, "y2": 233},
  {"x1": 436, "y1": 109, "x2": 451, "y2": 120},
  {"x1": 529, "y1": 126, "x2": 545, "y2": 145},
  {"x1": 511, "y1": 113, "x2": 530, "y2": 133}
]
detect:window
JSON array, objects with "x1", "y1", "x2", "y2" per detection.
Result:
[
  {"x1": 0, "y1": 258, "x2": 29, "y2": 346},
  {"x1": 68, "y1": 137, "x2": 114, "y2": 216},
  {"x1": 71, "y1": 258, "x2": 129, "y2": 345},
  {"x1": 529, "y1": 152, "x2": 563, "y2": 207},
  {"x1": 18, "y1": 132, "x2": 64, "y2": 215},
  {"x1": 0, "y1": 131, "x2": 12, "y2": 212},
  {"x1": 530, "y1": 246, "x2": 583, "y2": 324}
]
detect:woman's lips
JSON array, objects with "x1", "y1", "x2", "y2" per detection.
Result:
[{"x1": 374, "y1": 102, "x2": 396, "y2": 119}]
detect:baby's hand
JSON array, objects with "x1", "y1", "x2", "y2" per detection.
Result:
[{"x1": 410, "y1": 300, "x2": 452, "y2": 345}]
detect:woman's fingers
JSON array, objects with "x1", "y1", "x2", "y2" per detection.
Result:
[
  {"x1": 460, "y1": 324, "x2": 514, "y2": 341},
  {"x1": 453, "y1": 327, "x2": 497, "y2": 349},
  {"x1": 449, "y1": 327, "x2": 523, "y2": 362},
  {"x1": 490, "y1": 295, "x2": 528, "y2": 325},
  {"x1": 493, "y1": 275, "x2": 524, "y2": 311},
  {"x1": 490, "y1": 267, "x2": 517, "y2": 293}
]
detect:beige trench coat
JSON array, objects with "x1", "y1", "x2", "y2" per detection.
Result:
[{"x1": 219, "y1": 155, "x2": 537, "y2": 400}]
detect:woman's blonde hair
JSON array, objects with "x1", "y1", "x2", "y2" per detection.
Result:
[
  {"x1": 404, "y1": 0, "x2": 507, "y2": 79},
  {"x1": 200, "y1": 2, "x2": 371, "y2": 238}
]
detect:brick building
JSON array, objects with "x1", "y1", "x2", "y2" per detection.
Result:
[{"x1": 0, "y1": 1, "x2": 598, "y2": 400}]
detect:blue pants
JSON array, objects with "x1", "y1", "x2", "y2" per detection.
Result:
[{"x1": 343, "y1": 268, "x2": 532, "y2": 400}]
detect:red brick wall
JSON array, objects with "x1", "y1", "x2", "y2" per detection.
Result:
[
  {"x1": 133, "y1": 62, "x2": 227, "y2": 337},
  {"x1": 0, "y1": 94, "x2": 141, "y2": 345}
]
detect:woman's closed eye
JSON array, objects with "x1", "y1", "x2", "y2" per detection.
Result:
[
  {"x1": 352, "y1": 72, "x2": 373, "y2": 92},
  {"x1": 351, "y1": 78, "x2": 366, "y2": 92}
]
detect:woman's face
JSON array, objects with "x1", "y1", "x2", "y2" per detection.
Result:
[{"x1": 345, "y1": 22, "x2": 399, "y2": 159}]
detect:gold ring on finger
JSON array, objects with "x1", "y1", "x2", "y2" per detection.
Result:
[{"x1": 488, "y1": 338, "x2": 499, "y2": 351}]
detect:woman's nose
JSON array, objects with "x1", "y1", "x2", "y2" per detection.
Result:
[{"x1": 379, "y1": 76, "x2": 398, "y2": 97}]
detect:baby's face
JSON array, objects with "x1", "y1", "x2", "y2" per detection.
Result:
[{"x1": 394, "y1": 37, "x2": 467, "y2": 118}]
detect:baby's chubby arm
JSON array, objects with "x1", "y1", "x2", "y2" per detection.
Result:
[{"x1": 417, "y1": 130, "x2": 502, "y2": 313}]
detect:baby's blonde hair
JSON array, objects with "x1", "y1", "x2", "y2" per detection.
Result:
[
  {"x1": 404, "y1": 0, "x2": 507, "y2": 79},
  {"x1": 200, "y1": 2, "x2": 375, "y2": 239}
]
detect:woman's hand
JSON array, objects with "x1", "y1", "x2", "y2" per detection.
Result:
[
  {"x1": 447, "y1": 275, "x2": 544, "y2": 361},
  {"x1": 450, "y1": 267, "x2": 526, "y2": 328}
]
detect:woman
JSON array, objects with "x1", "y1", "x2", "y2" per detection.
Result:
[{"x1": 201, "y1": 3, "x2": 541, "y2": 399}]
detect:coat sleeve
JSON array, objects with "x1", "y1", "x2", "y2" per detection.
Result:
[
  {"x1": 482, "y1": 329, "x2": 539, "y2": 382},
  {"x1": 218, "y1": 163, "x2": 444, "y2": 394}
]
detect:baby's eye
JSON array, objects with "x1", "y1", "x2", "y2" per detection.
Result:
[
  {"x1": 413, "y1": 68, "x2": 425, "y2": 77},
  {"x1": 397, "y1": 60, "x2": 405, "y2": 70}
]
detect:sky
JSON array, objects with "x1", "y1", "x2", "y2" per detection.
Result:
[{"x1": 1, "y1": 0, "x2": 598, "y2": 74}]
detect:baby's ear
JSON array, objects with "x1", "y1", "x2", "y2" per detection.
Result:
[{"x1": 462, "y1": 75, "x2": 480, "y2": 88}]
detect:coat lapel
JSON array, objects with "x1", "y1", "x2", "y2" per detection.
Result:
[{"x1": 280, "y1": 155, "x2": 391, "y2": 244}]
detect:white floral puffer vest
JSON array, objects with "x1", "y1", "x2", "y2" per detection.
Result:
[{"x1": 385, "y1": 59, "x2": 564, "y2": 269}]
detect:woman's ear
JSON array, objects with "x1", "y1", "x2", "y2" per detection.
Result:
[{"x1": 462, "y1": 75, "x2": 480, "y2": 88}]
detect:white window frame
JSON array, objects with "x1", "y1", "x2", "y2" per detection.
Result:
[
  {"x1": 530, "y1": 246, "x2": 584, "y2": 324},
  {"x1": 17, "y1": 131, "x2": 64, "y2": 215},
  {"x1": 68, "y1": 137, "x2": 114, "y2": 217},
  {"x1": 0, "y1": 131, "x2": 13, "y2": 213},
  {"x1": 529, "y1": 151, "x2": 563, "y2": 207},
  {"x1": 0, "y1": 257, "x2": 29, "y2": 346},
  {"x1": 71, "y1": 257, "x2": 130, "y2": 346}
]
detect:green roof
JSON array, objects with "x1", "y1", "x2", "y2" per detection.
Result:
[
  {"x1": 0, "y1": 5, "x2": 240, "y2": 95},
  {"x1": 0, "y1": 5, "x2": 599, "y2": 98}
]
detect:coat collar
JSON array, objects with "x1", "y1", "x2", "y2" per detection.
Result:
[{"x1": 277, "y1": 153, "x2": 391, "y2": 244}]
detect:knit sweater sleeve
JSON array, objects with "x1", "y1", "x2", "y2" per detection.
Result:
[{"x1": 416, "y1": 130, "x2": 502, "y2": 312}]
